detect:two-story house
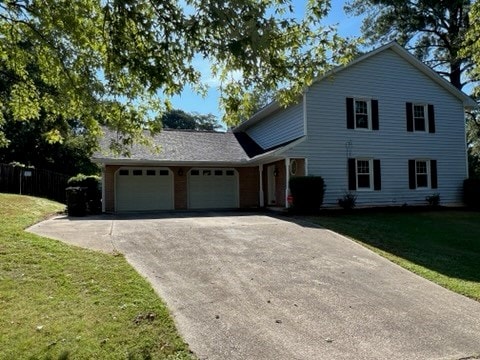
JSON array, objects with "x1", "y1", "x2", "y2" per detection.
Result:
[{"x1": 93, "y1": 42, "x2": 476, "y2": 212}]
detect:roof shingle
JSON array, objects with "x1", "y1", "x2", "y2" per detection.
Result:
[{"x1": 94, "y1": 129, "x2": 251, "y2": 164}]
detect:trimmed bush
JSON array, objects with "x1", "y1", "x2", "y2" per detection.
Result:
[
  {"x1": 338, "y1": 192, "x2": 357, "y2": 210},
  {"x1": 67, "y1": 174, "x2": 101, "y2": 214},
  {"x1": 463, "y1": 178, "x2": 480, "y2": 209},
  {"x1": 289, "y1": 176, "x2": 325, "y2": 213},
  {"x1": 425, "y1": 193, "x2": 441, "y2": 207},
  {"x1": 66, "y1": 187, "x2": 87, "y2": 216}
]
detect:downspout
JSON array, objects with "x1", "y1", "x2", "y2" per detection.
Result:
[{"x1": 259, "y1": 165, "x2": 264, "y2": 207}]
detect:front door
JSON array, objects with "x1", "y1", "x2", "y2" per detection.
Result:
[{"x1": 267, "y1": 165, "x2": 276, "y2": 205}]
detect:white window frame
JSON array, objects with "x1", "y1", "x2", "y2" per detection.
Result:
[
  {"x1": 412, "y1": 104, "x2": 429, "y2": 133},
  {"x1": 415, "y1": 160, "x2": 431, "y2": 189},
  {"x1": 354, "y1": 98, "x2": 372, "y2": 130},
  {"x1": 356, "y1": 158, "x2": 373, "y2": 191}
]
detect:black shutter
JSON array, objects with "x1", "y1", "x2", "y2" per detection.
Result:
[
  {"x1": 430, "y1": 160, "x2": 438, "y2": 189},
  {"x1": 346, "y1": 97, "x2": 354, "y2": 129},
  {"x1": 348, "y1": 158, "x2": 356, "y2": 190},
  {"x1": 372, "y1": 100, "x2": 379, "y2": 130},
  {"x1": 408, "y1": 160, "x2": 416, "y2": 189},
  {"x1": 373, "y1": 159, "x2": 381, "y2": 190},
  {"x1": 428, "y1": 104, "x2": 435, "y2": 133},
  {"x1": 406, "y1": 102, "x2": 413, "y2": 132}
]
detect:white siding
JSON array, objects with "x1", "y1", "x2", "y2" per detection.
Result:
[
  {"x1": 246, "y1": 102, "x2": 304, "y2": 149},
  {"x1": 285, "y1": 48, "x2": 467, "y2": 207}
]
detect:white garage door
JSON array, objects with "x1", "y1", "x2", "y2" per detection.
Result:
[
  {"x1": 188, "y1": 168, "x2": 238, "y2": 209},
  {"x1": 116, "y1": 168, "x2": 174, "y2": 211}
]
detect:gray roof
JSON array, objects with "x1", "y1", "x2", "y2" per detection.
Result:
[{"x1": 94, "y1": 129, "x2": 251, "y2": 164}]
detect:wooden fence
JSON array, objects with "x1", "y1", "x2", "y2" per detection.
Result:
[{"x1": 0, "y1": 163, "x2": 70, "y2": 204}]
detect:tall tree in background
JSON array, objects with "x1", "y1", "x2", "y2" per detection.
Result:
[
  {"x1": 161, "y1": 109, "x2": 220, "y2": 131},
  {"x1": 0, "y1": 0, "x2": 357, "y2": 155},
  {"x1": 464, "y1": 0, "x2": 480, "y2": 177},
  {"x1": 346, "y1": 0, "x2": 480, "y2": 177},
  {"x1": 345, "y1": 0, "x2": 472, "y2": 89}
]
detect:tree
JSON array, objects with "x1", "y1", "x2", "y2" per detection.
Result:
[
  {"x1": 346, "y1": 0, "x2": 480, "y2": 177},
  {"x1": 464, "y1": 1, "x2": 480, "y2": 177},
  {"x1": 0, "y1": 117, "x2": 99, "y2": 175},
  {"x1": 161, "y1": 109, "x2": 220, "y2": 131},
  {"x1": 345, "y1": 0, "x2": 472, "y2": 89},
  {"x1": 0, "y1": 0, "x2": 356, "y2": 154}
]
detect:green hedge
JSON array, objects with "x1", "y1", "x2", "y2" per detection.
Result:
[
  {"x1": 289, "y1": 176, "x2": 325, "y2": 213},
  {"x1": 67, "y1": 174, "x2": 101, "y2": 214},
  {"x1": 463, "y1": 178, "x2": 480, "y2": 209}
]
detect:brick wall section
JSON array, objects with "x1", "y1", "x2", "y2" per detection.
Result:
[
  {"x1": 238, "y1": 166, "x2": 260, "y2": 208},
  {"x1": 104, "y1": 165, "x2": 121, "y2": 212}
]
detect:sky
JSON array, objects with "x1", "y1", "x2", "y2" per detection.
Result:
[{"x1": 169, "y1": 1, "x2": 364, "y2": 123}]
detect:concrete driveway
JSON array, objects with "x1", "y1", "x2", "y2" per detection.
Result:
[{"x1": 28, "y1": 212, "x2": 480, "y2": 360}]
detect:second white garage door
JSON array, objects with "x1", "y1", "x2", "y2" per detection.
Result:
[
  {"x1": 188, "y1": 168, "x2": 239, "y2": 209},
  {"x1": 116, "y1": 167, "x2": 174, "y2": 211}
]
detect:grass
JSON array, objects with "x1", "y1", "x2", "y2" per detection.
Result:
[
  {"x1": 309, "y1": 209, "x2": 480, "y2": 302},
  {"x1": 0, "y1": 193, "x2": 195, "y2": 360}
]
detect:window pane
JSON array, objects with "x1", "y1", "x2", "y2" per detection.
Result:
[
  {"x1": 356, "y1": 114, "x2": 369, "y2": 128},
  {"x1": 119, "y1": 170, "x2": 129, "y2": 176},
  {"x1": 203, "y1": 170, "x2": 211, "y2": 176},
  {"x1": 416, "y1": 160, "x2": 428, "y2": 187},
  {"x1": 214, "y1": 170, "x2": 223, "y2": 176},
  {"x1": 357, "y1": 160, "x2": 371, "y2": 188},
  {"x1": 414, "y1": 105, "x2": 426, "y2": 131},
  {"x1": 358, "y1": 174, "x2": 371, "y2": 188},
  {"x1": 417, "y1": 174, "x2": 428, "y2": 187},
  {"x1": 355, "y1": 100, "x2": 368, "y2": 114},
  {"x1": 133, "y1": 170, "x2": 142, "y2": 176},
  {"x1": 413, "y1": 105, "x2": 425, "y2": 118},
  {"x1": 159, "y1": 170, "x2": 169, "y2": 176},
  {"x1": 226, "y1": 170, "x2": 234, "y2": 176},
  {"x1": 414, "y1": 118, "x2": 426, "y2": 131},
  {"x1": 146, "y1": 170, "x2": 155, "y2": 176},
  {"x1": 357, "y1": 160, "x2": 370, "y2": 174},
  {"x1": 355, "y1": 100, "x2": 369, "y2": 129},
  {"x1": 416, "y1": 161, "x2": 427, "y2": 174},
  {"x1": 191, "y1": 170, "x2": 199, "y2": 176}
]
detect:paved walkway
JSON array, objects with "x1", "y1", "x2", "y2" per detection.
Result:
[{"x1": 28, "y1": 212, "x2": 480, "y2": 360}]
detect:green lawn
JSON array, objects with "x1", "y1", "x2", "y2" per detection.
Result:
[
  {"x1": 0, "y1": 193, "x2": 195, "y2": 360},
  {"x1": 309, "y1": 209, "x2": 480, "y2": 302}
]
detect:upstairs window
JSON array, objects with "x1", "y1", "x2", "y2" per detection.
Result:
[
  {"x1": 413, "y1": 105, "x2": 427, "y2": 131},
  {"x1": 355, "y1": 100, "x2": 369, "y2": 129},
  {"x1": 406, "y1": 103, "x2": 435, "y2": 133},
  {"x1": 346, "y1": 97, "x2": 379, "y2": 130}
]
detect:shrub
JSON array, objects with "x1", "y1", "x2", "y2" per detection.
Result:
[
  {"x1": 463, "y1": 178, "x2": 480, "y2": 209},
  {"x1": 425, "y1": 193, "x2": 440, "y2": 207},
  {"x1": 67, "y1": 174, "x2": 101, "y2": 214},
  {"x1": 65, "y1": 187, "x2": 87, "y2": 216},
  {"x1": 289, "y1": 176, "x2": 325, "y2": 213},
  {"x1": 338, "y1": 192, "x2": 357, "y2": 210}
]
